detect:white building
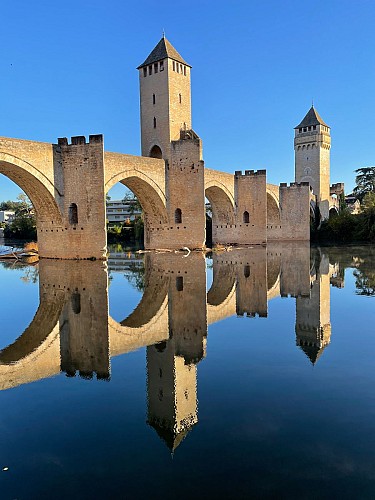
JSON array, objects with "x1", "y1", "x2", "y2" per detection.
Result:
[
  {"x1": 106, "y1": 200, "x2": 142, "y2": 225},
  {"x1": 0, "y1": 211, "x2": 15, "y2": 224}
]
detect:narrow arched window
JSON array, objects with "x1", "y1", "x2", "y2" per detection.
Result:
[
  {"x1": 244, "y1": 265, "x2": 250, "y2": 279},
  {"x1": 243, "y1": 211, "x2": 249, "y2": 223},
  {"x1": 69, "y1": 203, "x2": 78, "y2": 225},
  {"x1": 152, "y1": 93, "x2": 155, "y2": 105},
  {"x1": 175, "y1": 208, "x2": 182, "y2": 223},
  {"x1": 176, "y1": 276, "x2": 183, "y2": 292},
  {"x1": 153, "y1": 117, "x2": 156, "y2": 128},
  {"x1": 71, "y1": 291, "x2": 81, "y2": 314}
]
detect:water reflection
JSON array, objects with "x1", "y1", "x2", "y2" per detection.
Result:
[{"x1": 0, "y1": 243, "x2": 374, "y2": 451}]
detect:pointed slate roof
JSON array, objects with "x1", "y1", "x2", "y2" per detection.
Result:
[
  {"x1": 295, "y1": 106, "x2": 329, "y2": 129},
  {"x1": 137, "y1": 36, "x2": 191, "y2": 69},
  {"x1": 299, "y1": 344, "x2": 327, "y2": 365}
]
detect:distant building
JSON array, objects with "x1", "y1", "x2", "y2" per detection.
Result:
[
  {"x1": 0, "y1": 211, "x2": 15, "y2": 224},
  {"x1": 345, "y1": 196, "x2": 361, "y2": 214},
  {"x1": 106, "y1": 200, "x2": 141, "y2": 226}
]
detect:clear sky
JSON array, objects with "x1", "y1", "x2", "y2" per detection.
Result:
[{"x1": 1, "y1": 0, "x2": 374, "y2": 201}]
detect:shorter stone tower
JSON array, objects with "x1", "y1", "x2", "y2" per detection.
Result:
[{"x1": 294, "y1": 106, "x2": 331, "y2": 219}]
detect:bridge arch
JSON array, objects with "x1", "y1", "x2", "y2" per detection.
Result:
[
  {"x1": 205, "y1": 180, "x2": 235, "y2": 226},
  {"x1": 0, "y1": 290, "x2": 65, "y2": 365},
  {"x1": 0, "y1": 153, "x2": 63, "y2": 225},
  {"x1": 266, "y1": 191, "x2": 280, "y2": 226},
  {"x1": 105, "y1": 167, "x2": 168, "y2": 246}
]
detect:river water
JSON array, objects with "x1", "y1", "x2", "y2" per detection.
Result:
[{"x1": 0, "y1": 242, "x2": 374, "y2": 499}]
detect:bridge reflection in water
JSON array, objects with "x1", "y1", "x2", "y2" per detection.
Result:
[{"x1": 0, "y1": 243, "x2": 342, "y2": 451}]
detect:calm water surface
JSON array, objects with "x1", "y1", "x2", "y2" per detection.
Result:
[{"x1": 0, "y1": 242, "x2": 374, "y2": 499}]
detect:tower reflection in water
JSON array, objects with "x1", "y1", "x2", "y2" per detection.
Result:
[{"x1": 0, "y1": 243, "x2": 340, "y2": 450}]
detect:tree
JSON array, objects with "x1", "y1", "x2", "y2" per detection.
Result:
[
  {"x1": 353, "y1": 167, "x2": 375, "y2": 201},
  {"x1": 4, "y1": 213, "x2": 36, "y2": 239},
  {"x1": 0, "y1": 194, "x2": 33, "y2": 215},
  {"x1": 122, "y1": 192, "x2": 142, "y2": 217}
]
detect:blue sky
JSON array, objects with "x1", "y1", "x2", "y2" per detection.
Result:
[{"x1": 1, "y1": 0, "x2": 374, "y2": 200}]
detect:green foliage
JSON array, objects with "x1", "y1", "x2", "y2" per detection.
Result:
[
  {"x1": 0, "y1": 194, "x2": 33, "y2": 216},
  {"x1": 317, "y1": 212, "x2": 357, "y2": 242},
  {"x1": 134, "y1": 218, "x2": 144, "y2": 241},
  {"x1": 313, "y1": 195, "x2": 375, "y2": 243},
  {"x1": 353, "y1": 166, "x2": 375, "y2": 201},
  {"x1": 4, "y1": 213, "x2": 36, "y2": 239},
  {"x1": 353, "y1": 269, "x2": 375, "y2": 296},
  {"x1": 362, "y1": 191, "x2": 375, "y2": 210},
  {"x1": 122, "y1": 192, "x2": 142, "y2": 215}
]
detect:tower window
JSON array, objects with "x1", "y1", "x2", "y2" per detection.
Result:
[
  {"x1": 173, "y1": 61, "x2": 175, "y2": 71},
  {"x1": 143, "y1": 67, "x2": 147, "y2": 77},
  {"x1": 180, "y1": 64, "x2": 183, "y2": 73},
  {"x1": 69, "y1": 203, "x2": 78, "y2": 225},
  {"x1": 154, "y1": 63, "x2": 158, "y2": 74},
  {"x1": 176, "y1": 276, "x2": 183, "y2": 292},
  {"x1": 152, "y1": 93, "x2": 156, "y2": 105},
  {"x1": 153, "y1": 117, "x2": 156, "y2": 128},
  {"x1": 243, "y1": 211, "x2": 250, "y2": 224},
  {"x1": 175, "y1": 208, "x2": 182, "y2": 224},
  {"x1": 160, "y1": 60, "x2": 164, "y2": 71},
  {"x1": 244, "y1": 265, "x2": 251, "y2": 279},
  {"x1": 148, "y1": 65, "x2": 152, "y2": 75},
  {"x1": 299, "y1": 128, "x2": 302, "y2": 133},
  {"x1": 179, "y1": 93, "x2": 182, "y2": 104},
  {"x1": 71, "y1": 291, "x2": 81, "y2": 314},
  {"x1": 184, "y1": 66, "x2": 186, "y2": 76},
  {"x1": 303, "y1": 127, "x2": 307, "y2": 132},
  {"x1": 313, "y1": 125, "x2": 316, "y2": 130},
  {"x1": 176, "y1": 63, "x2": 179, "y2": 73}
]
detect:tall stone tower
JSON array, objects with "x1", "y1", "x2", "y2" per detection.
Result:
[
  {"x1": 294, "y1": 106, "x2": 331, "y2": 218},
  {"x1": 137, "y1": 36, "x2": 192, "y2": 162},
  {"x1": 295, "y1": 251, "x2": 331, "y2": 364}
]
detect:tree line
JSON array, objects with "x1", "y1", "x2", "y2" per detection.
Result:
[{"x1": 313, "y1": 167, "x2": 375, "y2": 243}]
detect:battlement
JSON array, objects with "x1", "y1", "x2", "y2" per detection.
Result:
[
  {"x1": 57, "y1": 134, "x2": 103, "y2": 146},
  {"x1": 330, "y1": 182, "x2": 344, "y2": 195},
  {"x1": 179, "y1": 128, "x2": 200, "y2": 142},
  {"x1": 280, "y1": 182, "x2": 310, "y2": 188},
  {"x1": 235, "y1": 169, "x2": 266, "y2": 178}
]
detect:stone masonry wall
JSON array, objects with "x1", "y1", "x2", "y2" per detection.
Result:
[
  {"x1": 52, "y1": 135, "x2": 107, "y2": 259},
  {"x1": 279, "y1": 183, "x2": 310, "y2": 241},
  {"x1": 161, "y1": 136, "x2": 206, "y2": 249}
]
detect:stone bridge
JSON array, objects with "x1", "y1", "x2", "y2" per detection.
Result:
[
  {"x1": 0, "y1": 135, "x2": 310, "y2": 259},
  {"x1": 0, "y1": 243, "x2": 336, "y2": 391}
]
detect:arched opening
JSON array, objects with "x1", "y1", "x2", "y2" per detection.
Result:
[
  {"x1": 243, "y1": 211, "x2": 250, "y2": 224},
  {"x1": 69, "y1": 203, "x2": 78, "y2": 225},
  {"x1": 329, "y1": 207, "x2": 338, "y2": 219},
  {"x1": 0, "y1": 158, "x2": 63, "y2": 248},
  {"x1": 105, "y1": 170, "x2": 168, "y2": 249},
  {"x1": 267, "y1": 192, "x2": 281, "y2": 227},
  {"x1": 205, "y1": 184, "x2": 235, "y2": 245},
  {"x1": 0, "y1": 274, "x2": 65, "y2": 365},
  {"x1": 119, "y1": 255, "x2": 169, "y2": 328},
  {"x1": 176, "y1": 276, "x2": 183, "y2": 291},
  {"x1": 244, "y1": 265, "x2": 250, "y2": 278},
  {"x1": 71, "y1": 291, "x2": 81, "y2": 314},
  {"x1": 175, "y1": 208, "x2": 182, "y2": 224},
  {"x1": 149, "y1": 145, "x2": 163, "y2": 159}
]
